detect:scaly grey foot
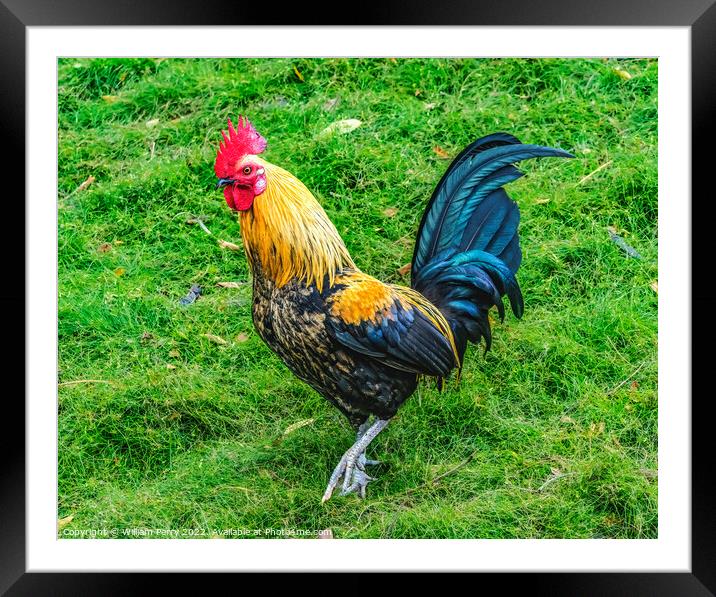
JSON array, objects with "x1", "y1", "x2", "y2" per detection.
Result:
[
  {"x1": 340, "y1": 451, "x2": 378, "y2": 498},
  {"x1": 321, "y1": 419, "x2": 389, "y2": 503}
]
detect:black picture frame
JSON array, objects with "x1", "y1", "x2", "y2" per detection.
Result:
[{"x1": 6, "y1": 1, "x2": 713, "y2": 593}]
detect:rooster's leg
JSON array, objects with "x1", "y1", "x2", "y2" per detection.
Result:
[
  {"x1": 356, "y1": 419, "x2": 381, "y2": 467},
  {"x1": 321, "y1": 418, "x2": 389, "y2": 503}
]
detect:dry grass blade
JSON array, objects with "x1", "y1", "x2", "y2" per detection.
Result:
[
  {"x1": 606, "y1": 361, "x2": 648, "y2": 395},
  {"x1": 404, "y1": 449, "x2": 479, "y2": 495},
  {"x1": 58, "y1": 379, "x2": 114, "y2": 387},
  {"x1": 282, "y1": 418, "x2": 315, "y2": 437},
  {"x1": 538, "y1": 472, "x2": 576, "y2": 492},
  {"x1": 273, "y1": 418, "x2": 315, "y2": 445},
  {"x1": 577, "y1": 160, "x2": 612, "y2": 185},
  {"x1": 187, "y1": 217, "x2": 212, "y2": 236}
]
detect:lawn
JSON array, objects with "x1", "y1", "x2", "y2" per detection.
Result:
[{"x1": 57, "y1": 57, "x2": 658, "y2": 539}]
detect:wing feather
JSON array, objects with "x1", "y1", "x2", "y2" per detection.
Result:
[{"x1": 326, "y1": 272, "x2": 458, "y2": 378}]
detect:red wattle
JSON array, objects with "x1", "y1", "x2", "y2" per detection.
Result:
[{"x1": 223, "y1": 186, "x2": 254, "y2": 211}]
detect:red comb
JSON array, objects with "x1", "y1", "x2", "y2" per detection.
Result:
[{"x1": 214, "y1": 116, "x2": 267, "y2": 177}]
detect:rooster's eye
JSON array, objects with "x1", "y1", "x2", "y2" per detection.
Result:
[{"x1": 242, "y1": 166, "x2": 252, "y2": 175}]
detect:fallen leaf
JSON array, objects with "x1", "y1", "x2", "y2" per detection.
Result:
[
  {"x1": 114, "y1": 267, "x2": 126, "y2": 277},
  {"x1": 534, "y1": 198, "x2": 551, "y2": 204},
  {"x1": 630, "y1": 380, "x2": 639, "y2": 390},
  {"x1": 168, "y1": 349, "x2": 180, "y2": 358},
  {"x1": 414, "y1": 89, "x2": 422, "y2": 97},
  {"x1": 607, "y1": 227, "x2": 642, "y2": 259},
  {"x1": 166, "y1": 363, "x2": 177, "y2": 370},
  {"x1": 203, "y1": 333, "x2": 228, "y2": 345},
  {"x1": 650, "y1": 281, "x2": 658, "y2": 294},
  {"x1": 382, "y1": 207, "x2": 398, "y2": 217},
  {"x1": 293, "y1": 65, "x2": 304, "y2": 82},
  {"x1": 424, "y1": 102, "x2": 437, "y2": 110},
  {"x1": 218, "y1": 239, "x2": 241, "y2": 251},
  {"x1": 318, "y1": 529, "x2": 334, "y2": 539},
  {"x1": 235, "y1": 332, "x2": 249, "y2": 343},
  {"x1": 388, "y1": 58, "x2": 397, "y2": 64},
  {"x1": 102, "y1": 95, "x2": 119, "y2": 103},
  {"x1": 603, "y1": 515, "x2": 621, "y2": 526},
  {"x1": 179, "y1": 284, "x2": 202, "y2": 306},
  {"x1": 259, "y1": 95, "x2": 289, "y2": 110},
  {"x1": 589, "y1": 421, "x2": 606, "y2": 435},
  {"x1": 58, "y1": 515, "x2": 74, "y2": 531},
  {"x1": 216, "y1": 281, "x2": 242, "y2": 289},
  {"x1": 146, "y1": 118, "x2": 160, "y2": 128},
  {"x1": 397, "y1": 262, "x2": 412, "y2": 276},
  {"x1": 141, "y1": 331, "x2": 154, "y2": 341},
  {"x1": 433, "y1": 145, "x2": 450, "y2": 159},
  {"x1": 317, "y1": 119, "x2": 362, "y2": 139},
  {"x1": 77, "y1": 175, "x2": 96, "y2": 192},
  {"x1": 560, "y1": 415, "x2": 576, "y2": 424},
  {"x1": 613, "y1": 68, "x2": 633, "y2": 80},
  {"x1": 98, "y1": 242, "x2": 112, "y2": 253},
  {"x1": 323, "y1": 97, "x2": 340, "y2": 111}
]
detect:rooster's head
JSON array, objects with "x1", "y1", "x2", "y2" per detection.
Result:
[{"x1": 214, "y1": 116, "x2": 268, "y2": 211}]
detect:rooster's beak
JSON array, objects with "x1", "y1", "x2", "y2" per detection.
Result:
[{"x1": 215, "y1": 178, "x2": 234, "y2": 189}]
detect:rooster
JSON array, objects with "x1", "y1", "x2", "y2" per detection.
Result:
[{"x1": 214, "y1": 117, "x2": 572, "y2": 502}]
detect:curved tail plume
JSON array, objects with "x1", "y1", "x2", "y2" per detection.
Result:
[{"x1": 411, "y1": 133, "x2": 573, "y2": 361}]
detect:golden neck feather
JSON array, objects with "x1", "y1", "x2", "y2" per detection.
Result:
[{"x1": 239, "y1": 158, "x2": 356, "y2": 293}]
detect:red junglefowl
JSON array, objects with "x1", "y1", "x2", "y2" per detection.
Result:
[{"x1": 213, "y1": 117, "x2": 572, "y2": 502}]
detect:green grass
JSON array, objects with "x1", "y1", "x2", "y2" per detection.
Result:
[{"x1": 58, "y1": 57, "x2": 658, "y2": 539}]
